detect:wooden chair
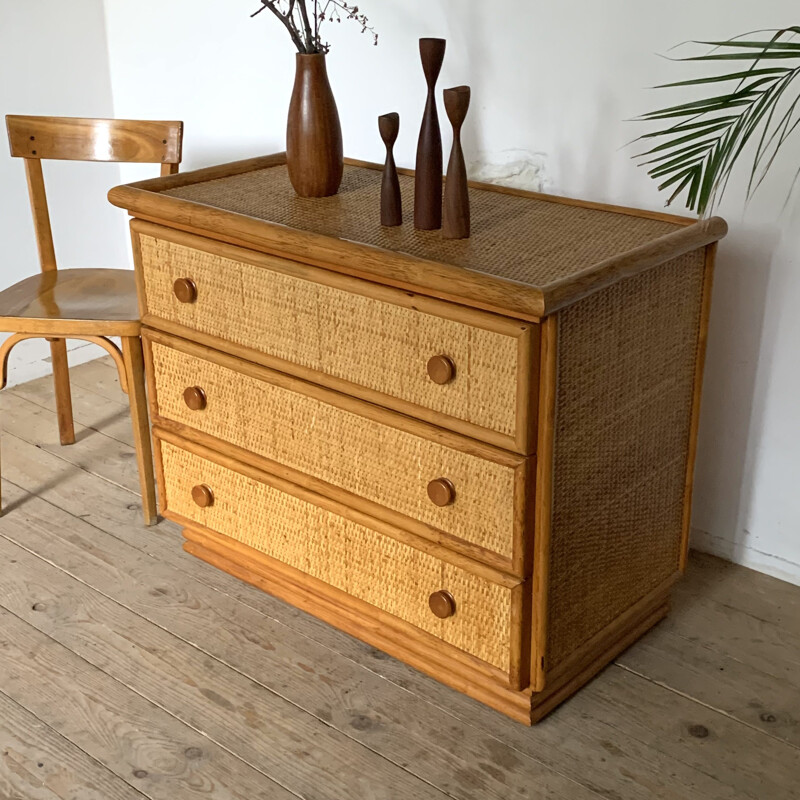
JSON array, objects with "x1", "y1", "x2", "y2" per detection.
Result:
[{"x1": 1, "y1": 115, "x2": 184, "y2": 525}]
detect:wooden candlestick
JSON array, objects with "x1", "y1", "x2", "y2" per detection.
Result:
[
  {"x1": 378, "y1": 113, "x2": 402, "y2": 227},
  {"x1": 443, "y1": 86, "x2": 471, "y2": 240},
  {"x1": 414, "y1": 38, "x2": 446, "y2": 231}
]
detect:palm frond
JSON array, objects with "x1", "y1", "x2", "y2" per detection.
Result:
[{"x1": 634, "y1": 28, "x2": 800, "y2": 215}]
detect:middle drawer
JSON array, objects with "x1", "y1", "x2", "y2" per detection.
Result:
[{"x1": 145, "y1": 331, "x2": 530, "y2": 573}]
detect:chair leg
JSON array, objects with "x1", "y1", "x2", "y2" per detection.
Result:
[
  {"x1": 48, "y1": 338, "x2": 75, "y2": 445},
  {"x1": 121, "y1": 336, "x2": 158, "y2": 526}
]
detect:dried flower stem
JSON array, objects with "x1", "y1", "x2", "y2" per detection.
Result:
[
  {"x1": 298, "y1": 0, "x2": 314, "y2": 51},
  {"x1": 252, "y1": 0, "x2": 377, "y2": 54},
  {"x1": 251, "y1": 1, "x2": 306, "y2": 52}
]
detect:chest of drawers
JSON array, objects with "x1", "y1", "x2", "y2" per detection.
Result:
[{"x1": 110, "y1": 154, "x2": 726, "y2": 724}]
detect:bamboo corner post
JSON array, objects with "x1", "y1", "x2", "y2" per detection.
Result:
[
  {"x1": 415, "y1": 38, "x2": 447, "y2": 231},
  {"x1": 378, "y1": 113, "x2": 402, "y2": 227},
  {"x1": 443, "y1": 86, "x2": 471, "y2": 240}
]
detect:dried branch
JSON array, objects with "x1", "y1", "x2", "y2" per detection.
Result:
[
  {"x1": 252, "y1": 0, "x2": 377, "y2": 54},
  {"x1": 251, "y1": 0, "x2": 306, "y2": 53},
  {"x1": 297, "y1": 0, "x2": 314, "y2": 52}
]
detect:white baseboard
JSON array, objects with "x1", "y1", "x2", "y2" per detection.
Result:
[
  {"x1": 0, "y1": 334, "x2": 112, "y2": 388},
  {"x1": 691, "y1": 527, "x2": 800, "y2": 587}
]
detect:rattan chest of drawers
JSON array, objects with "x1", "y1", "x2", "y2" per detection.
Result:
[{"x1": 111, "y1": 154, "x2": 727, "y2": 724}]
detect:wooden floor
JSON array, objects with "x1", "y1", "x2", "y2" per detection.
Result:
[{"x1": 0, "y1": 358, "x2": 798, "y2": 800}]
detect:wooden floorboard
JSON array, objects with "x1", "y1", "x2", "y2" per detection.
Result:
[
  {"x1": 0, "y1": 606, "x2": 300, "y2": 800},
  {"x1": 0, "y1": 478, "x2": 601, "y2": 800},
  {"x1": 0, "y1": 358, "x2": 799, "y2": 799},
  {"x1": 678, "y1": 551, "x2": 800, "y2": 633},
  {"x1": 616, "y1": 584, "x2": 800, "y2": 746},
  {"x1": 10, "y1": 362, "x2": 135, "y2": 449},
  {"x1": 0, "y1": 529, "x2": 454, "y2": 800},
  {"x1": 0, "y1": 690, "x2": 148, "y2": 800},
  {"x1": 0, "y1": 444, "x2": 756, "y2": 800}
]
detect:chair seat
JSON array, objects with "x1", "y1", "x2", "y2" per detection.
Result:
[{"x1": 0, "y1": 268, "x2": 141, "y2": 336}]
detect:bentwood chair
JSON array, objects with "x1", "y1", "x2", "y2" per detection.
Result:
[{"x1": 1, "y1": 115, "x2": 184, "y2": 525}]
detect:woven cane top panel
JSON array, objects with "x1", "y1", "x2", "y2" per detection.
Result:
[{"x1": 163, "y1": 164, "x2": 680, "y2": 290}]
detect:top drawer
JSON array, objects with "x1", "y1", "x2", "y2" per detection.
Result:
[{"x1": 133, "y1": 222, "x2": 538, "y2": 453}]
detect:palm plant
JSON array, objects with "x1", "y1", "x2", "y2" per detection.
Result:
[{"x1": 635, "y1": 27, "x2": 800, "y2": 215}]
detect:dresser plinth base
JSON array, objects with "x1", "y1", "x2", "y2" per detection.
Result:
[{"x1": 181, "y1": 525, "x2": 670, "y2": 725}]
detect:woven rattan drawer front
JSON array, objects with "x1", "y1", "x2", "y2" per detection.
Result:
[
  {"x1": 135, "y1": 225, "x2": 536, "y2": 451},
  {"x1": 158, "y1": 439, "x2": 520, "y2": 675},
  {"x1": 147, "y1": 335, "x2": 526, "y2": 566}
]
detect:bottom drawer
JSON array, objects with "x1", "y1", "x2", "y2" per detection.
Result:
[{"x1": 157, "y1": 436, "x2": 525, "y2": 679}]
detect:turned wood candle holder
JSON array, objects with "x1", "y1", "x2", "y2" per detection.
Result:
[
  {"x1": 414, "y1": 38, "x2": 446, "y2": 231},
  {"x1": 378, "y1": 113, "x2": 402, "y2": 227},
  {"x1": 443, "y1": 86, "x2": 471, "y2": 240}
]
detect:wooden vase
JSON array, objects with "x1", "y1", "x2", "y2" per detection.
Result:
[
  {"x1": 443, "y1": 86, "x2": 471, "y2": 239},
  {"x1": 414, "y1": 38, "x2": 446, "y2": 230},
  {"x1": 379, "y1": 113, "x2": 402, "y2": 227},
  {"x1": 287, "y1": 53, "x2": 344, "y2": 198}
]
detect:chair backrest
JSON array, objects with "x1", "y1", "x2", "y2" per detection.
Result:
[{"x1": 5, "y1": 115, "x2": 183, "y2": 272}]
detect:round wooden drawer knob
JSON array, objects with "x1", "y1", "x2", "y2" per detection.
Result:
[
  {"x1": 191, "y1": 484, "x2": 214, "y2": 508},
  {"x1": 427, "y1": 355, "x2": 455, "y2": 385},
  {"x1": 183, "y1": 386, "x2": 207, "y2": 411},
  {"x1": 427, "y1": 478, "x2": 456, "y2": 507},
  {"x1": 173, "y1": 277, "x2": 197, "y2": 304},
  {"x1": 429, "y1": 590, "x2": 456, "y2": 619}
]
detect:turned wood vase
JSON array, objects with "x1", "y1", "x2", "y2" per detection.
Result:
[{"x1": 287, "y1": 53, "x2": 344, "y2": 198}]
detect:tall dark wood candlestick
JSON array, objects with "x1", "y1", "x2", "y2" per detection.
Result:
[
  {"x1": 378, "y1": 113, "x2": 402, "y2": 227},
  {"x1": 414, "y1": 38, "x2": 446, "y2": 230},
  {"x1": 443, "y1": 85, "x2": 471, "y2": 240}
]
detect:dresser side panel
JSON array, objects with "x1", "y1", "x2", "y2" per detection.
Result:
[{"x1": 545, "y1": 248, "x2": 707, "y2": 671}]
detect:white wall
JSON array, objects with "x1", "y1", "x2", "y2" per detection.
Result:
[
  {"x1": 102, "y1": 1, "x2": 800, "y2": 585},
  {"x1": 0, "y1": 0, "x2": 129, "y2": 384}
]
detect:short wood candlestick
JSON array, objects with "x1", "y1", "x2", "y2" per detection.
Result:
[
  {"x1": 415, "y1": 38, "x2": 446, "y2": 231},
  {"x1": 378, "y1": 113, "x2": 402, "y2": 227},
  {"x1": 443, "y1": 86, "x2": 471, "y2": 240}
]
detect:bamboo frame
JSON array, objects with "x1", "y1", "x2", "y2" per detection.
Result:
[
  {"x1": 680, "y1": 243, "x2": 718, "y2": 571},
  {"x1": 108, "y1": 153, "x2": 728, "y2": 320},
  {"x1": 530, "y1": 316, "x2": 558, "y2": 691}
]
